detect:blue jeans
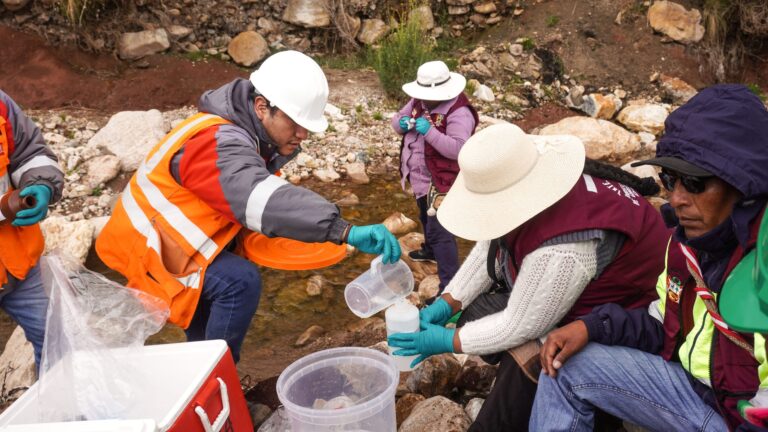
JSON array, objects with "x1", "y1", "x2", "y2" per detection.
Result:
[
  {"x1": 0, "y1": 263, "x2": 48, "y2": 367},
  {"x1": 184, "y1": 251, "x2": 261, "y2": 363},
  {"x1": 530, "y1": 343, "x2": 728, "y2": 432}
]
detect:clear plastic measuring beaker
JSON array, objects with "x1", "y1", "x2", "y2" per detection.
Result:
[{"x1": 344, "y1": 257, "x2": 414, "y2": 318}]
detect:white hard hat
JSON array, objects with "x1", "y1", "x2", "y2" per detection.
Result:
[{"x1": 249, "y1": 50, "x2": 329, "y2": 133}]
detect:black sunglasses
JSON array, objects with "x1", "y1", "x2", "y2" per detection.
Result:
[{"x1": 659, "y1": 170, "x2": 711, "y2": 194}]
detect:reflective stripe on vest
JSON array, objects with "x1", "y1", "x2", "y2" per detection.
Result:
[
  {"x1": 10, "y1": 155, "x2": 60, "y2": 187},
  {"x1": 121, "y1": 114, "x2": 221, "y2": 268},
  {"x1": 245, "y1": 175, "x2": 288, "y2": 232}
]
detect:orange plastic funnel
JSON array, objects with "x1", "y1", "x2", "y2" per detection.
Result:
[{"x1": 242, "y1": 232, "x2": 347, "y2": 270}]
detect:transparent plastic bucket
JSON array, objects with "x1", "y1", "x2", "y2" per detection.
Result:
[
  {"x1": 344, "y1": 257, "x2": 414, "y2": 318},
  {"x1": 276, "y1": 347, "x2": 398, "y2": 431}
]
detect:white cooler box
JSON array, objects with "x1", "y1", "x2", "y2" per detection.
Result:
[{"x1": 0, "y1": 340, "x2": 251, "y2": 432}]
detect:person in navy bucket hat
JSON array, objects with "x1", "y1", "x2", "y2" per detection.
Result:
[{"x1": 529, "y1": 84, "x2": 768, "y2": 432}]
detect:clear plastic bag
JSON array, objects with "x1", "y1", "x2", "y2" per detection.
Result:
[{"x1": 36, "y1": 255, "x2": 169, "y2": 422}]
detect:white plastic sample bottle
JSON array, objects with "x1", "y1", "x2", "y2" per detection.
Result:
[{"x1": 385, "y1": 300, "x2": 420, "y2": 372}]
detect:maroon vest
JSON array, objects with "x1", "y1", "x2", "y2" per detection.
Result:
[
  {"x1": 661, "y1": 208, "x2": 765, "y2": 429},
  {"x1": 410, "y1": 94, "x2": 479, "y2": 193},
  {"x1": 501, "y1": 174, "x2": 670, "y2": 323}
]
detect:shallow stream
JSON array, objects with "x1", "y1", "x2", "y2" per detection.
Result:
[{"x1": 0, "y1": 173, "x2": 472, "y2": 381}]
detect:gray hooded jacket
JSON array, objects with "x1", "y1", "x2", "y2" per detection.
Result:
[
  {"x1": 0, "y1": 90, "x2": 64, "y2": 206},
  {"x1": 169, "y1": 78, "x2": 348, "y2": 243}
]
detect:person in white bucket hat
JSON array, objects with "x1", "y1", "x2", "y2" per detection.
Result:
[
  {"x1": 96, "y1": 50, "x2": 401, "y2": 364},
  {"x1": 389, "y1": 123, "x2": 670, "y2": 431},
  {"x1": 392, "y1": 60, "x2": 478, "y2": 299}
]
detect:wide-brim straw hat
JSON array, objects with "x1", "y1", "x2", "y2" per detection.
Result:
[
  {"x1": 437, "y1": 123, "x2": 585, "y2": 241},
  {"x1": 402, "y1": 61, "x2": 467, "y2": 101}
]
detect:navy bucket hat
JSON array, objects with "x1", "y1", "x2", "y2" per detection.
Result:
[{"x1": 633, "y1": 84, "x2": 768, "y2": 199}]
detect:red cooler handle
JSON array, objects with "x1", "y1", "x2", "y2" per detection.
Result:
[{"x1": 194, "y1": 377, "x2": 231, "y2": 432}]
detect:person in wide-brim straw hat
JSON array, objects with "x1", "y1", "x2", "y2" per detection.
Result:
[
  {"x1": 389, "y1": 122, "x2": 669, "y2": 431},
  {"x1": 392, "y1": 60, "x2": 478, "y2": 299}
]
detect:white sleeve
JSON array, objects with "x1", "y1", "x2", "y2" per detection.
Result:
[
  {"x1": 443, "y1": 240, "x2": 494, "y2": 306},
  {"x1": 458, "y1": 240, "x2": 599, "y2": 355}
]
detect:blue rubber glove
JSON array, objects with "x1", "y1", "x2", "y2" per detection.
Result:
[
  {"x1": 388, "y1": 323, "x2": 456, "y2": 367},
  {"x1": 347, "y1": 224, "x2": 402, "y2": 264},
  {"x1": 419, "y1": 297, "x2": 454, "y2": 328},
  {"x1": 13, "y1": 185, "x2": 51, "y2": 227},
  {"x1": 415, "y1": 117, "x2": 431, "y2": 135},
  {"x1": 399, "y1": 116, "x2": 412, "y2": 132}
]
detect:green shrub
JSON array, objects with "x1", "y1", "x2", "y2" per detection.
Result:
[
  {"x1": 546, "y1": 15, "x2": 560, "y2": 27},
  {"x1": 521, "y1": 37, "x2": 536, "y2": 51},
  {"x1": 371, "y1": 7, "x2": 434, "y2": 98},
  {"x1": 747, "y1": 83, "x2": 766, "y2": 101},
  {"x1": 465, "y1": 79, "x2": 477, "y2": 95}
]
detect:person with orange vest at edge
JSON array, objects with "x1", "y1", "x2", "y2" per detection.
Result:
[
  {"x1": 392, "y1": 60, "x2": 478, "y2": 300},
  {"x1": 0, "y1": 89, "x2": 64, "y2": 368},
  {"x1": 96, "y1": 51, "x2": 401, "y2": 362}
]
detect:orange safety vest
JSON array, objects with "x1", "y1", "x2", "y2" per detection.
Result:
[
  {"x1": 96, "y1": 114, "x2": 243, "y2": 328},
  {"x1": 0, "y1": 116, "x2": 46, "y2": 287}
]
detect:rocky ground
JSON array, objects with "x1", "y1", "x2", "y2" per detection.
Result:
[{"x1": 0, "y1": 0, "x2": 767, "y2": 430}]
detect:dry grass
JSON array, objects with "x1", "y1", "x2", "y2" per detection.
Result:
[
  {"x1": 737, "y1": 0, "x2": 768, "y2": 36},
  {"x1": 699, "y1": 0, "x2": 768, "y2": 81}
]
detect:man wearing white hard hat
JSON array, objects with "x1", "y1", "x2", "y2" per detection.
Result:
[
  {"x1": 392, "y1": 60, "x2": 478, "y2": 299},
  {"x1": 97, "y1": 50, "x2": 400, "y2": 362},
  {"x1": 389, "y1": 123, "x2": 669, "y2": 430}
]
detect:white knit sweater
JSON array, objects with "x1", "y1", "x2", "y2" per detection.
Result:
[{"x1": 444, "y1": 239, "x2": 598, "y2": 355}]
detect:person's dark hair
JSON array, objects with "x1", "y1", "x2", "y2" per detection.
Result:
[
  {"x1": 252, "y1": 91, "x2": 280, "y2": 115},
  {"x1": 583, "y1": 158, "x2": 660, "y2": 196}
]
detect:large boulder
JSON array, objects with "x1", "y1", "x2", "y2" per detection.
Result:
[
  {"x1": 565, "y1": 93, "x2": 622, "y2": 120},
  {"x1": 406, "y1": 353, "x2": 462, "y2": 397},
  {"x1": 617, "y1": 104, "x2": 669, "y2": 135},
  {"x1": 118, "y1": 29, "x2": 170, "y2": 60},
  {"x1": 399, "y1": 232, "x2": 437, "y2": 282},
  {"x1": 313, "y1": 167, "x2": 340, "y2": 182},
  {"x1": 88, "y1": 110, "x2": 168, "y2": 172},
  {"x1": 383, "y1": 212, "x2": 418, "y2": 236},
  {"x1": 409, "y1": 5, "x2": 435, "y2": 30},
  {"x1": 647, "y1": 1, "x2": 705, "y2": 44},
  {"x1": 538, "y1": 116, "x2": 641, "y2": 161},
  {"x1": 345, "y1": 162, "x2": 370, "y2": 184},
  {"x1": 357, "y1": 19, "x2": 390, "y2": 45},
  {"x1": 228, "y1": 31, "x2": 269, "y2": 67},
  {"x1": 417, "y1": 275, "x2": 440, "y2": 302},
  {"x1": 40, "y1": 216, "x2": 95, "y2": 265},
  {"x1": 85, "y1": 155, "x2": 121, "y2": 189},
  {"x1": 455, "y1": 355, "x2": 497, "y2": 394},
  {"x1": 399, "y1": 396, "x2": 471, "y2": 432},
  {"x1": 660, "y1": 74, "x2": 698, "y2": 103},
  {"x1": 294, "y1": 325, "x2": 325, "y2": 347},
  {"x1": 2, "y1": 0, "x2": 30, "y2": 11},
  {"x1": 464, "y1": 398, "x2": 484, "y2": 422},
  {"x1": 0, "y1": 326, "x2": 36, "y2": 402},
  {"x1": 283, "y1": 0, "x2": 331, "y2": 28},
  {"x1": 396, "y1": 393, "x2": 426, "y2": 427}
]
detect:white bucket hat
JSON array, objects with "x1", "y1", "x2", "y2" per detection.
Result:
[
  {"x1": 436, "y1": 123, "x2": 586, "y2": 241},
  {"x1": 402, "y1": 61, "x2": 467, "y2": 101}
]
